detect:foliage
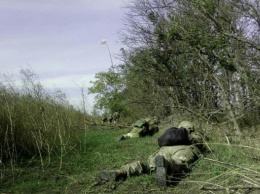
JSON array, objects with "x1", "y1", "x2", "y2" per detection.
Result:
[
  {"x1": 114, "y1": 0, "x2": 260, "y2": 131},
  {"x1": 88, "y1": 1, "x2": 260, "y2": 130},
  {"x1": 1, "y1": 1, "x2": 260, "y2": 192},
  {"x1": 1, "y1": 123, "x2": 259, "y2": 193},
  {"x1": 0, "y1": 69, "x2": 88, "y2": 165},
  {"x1": 88, "y1": 69, "x2": 131, "y2": 116}
]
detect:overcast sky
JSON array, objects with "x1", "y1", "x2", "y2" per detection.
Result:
[{"x1": 0, "y1": 0, "x2": 127, "y2": 112}]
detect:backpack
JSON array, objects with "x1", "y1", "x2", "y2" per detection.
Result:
[{"x1": 158, "y1": 127, "x2": 190, "y2": 147}]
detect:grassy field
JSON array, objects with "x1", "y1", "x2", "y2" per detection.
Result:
[{"x1": 0, "y1": 123, "x2": 260, "y2": 194}]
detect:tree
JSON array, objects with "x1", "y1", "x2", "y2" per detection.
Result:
[
  {"x1": 88, "y1": 68, "x2": 130, "y2": 116},
  {"x1": 119, "y1": 0, "x2": 260, "y2": 131}
]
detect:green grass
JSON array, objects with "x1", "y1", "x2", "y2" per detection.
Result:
[{"x1": 0, "y1": 126, "x2": 259, "y2": 194}]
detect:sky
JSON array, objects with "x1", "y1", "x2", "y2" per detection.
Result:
[{"x1": 0, "y1": 0, "x2": 128, "y2": 112}]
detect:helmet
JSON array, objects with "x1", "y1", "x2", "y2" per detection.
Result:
[
  {"x1": 145, "y1": 116, "x2": 159, "y2": 124},
  {"x1": 152, "y1": 116, "x2": 159, "y2": 124},
  {"x1": 144, "y1": 117, "x2": 152, "y2": 123},
  {"x1": 178, "y1": 121, "x2": 195, "y2": 133}
]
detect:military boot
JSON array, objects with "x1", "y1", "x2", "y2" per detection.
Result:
[
  {"x1": 155, "y1": 155, "x2": 167, "y2": 186},
  {"x1": 118, "y1": 135, "x2": 126, "y2": 141},
  {"x1": 97, "y1": 169, "x2": 127, "y2": 184}
]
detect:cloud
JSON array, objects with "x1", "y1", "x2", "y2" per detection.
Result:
[
  {"x1": 0, "y1": 0, "x2": 127, "y2": 112},
  {"x1": 66, "y1": 88, "x2": 97, "y2": 114},
  {"x1": 0, "y1": 0, "x2": 124, "y2": 74},
  {"x1": 41, "y1": 73, "x2": 97, "y2": 110},
  {"x1": 0, "y1": 0, "x2": 125, "y2": 12},
  {"x1": 41, "y1": 73, "x2": 96, "y2": 89}
]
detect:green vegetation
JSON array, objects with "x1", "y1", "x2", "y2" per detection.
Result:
[
  {"x1": 0, "y1": 69, "x2": 259, "y2": 193},
  {"x1": 0, "y1": 69, "x2": 89, "y2": 166},
  {"x1": 1, "y1": 125, "x2": 259, "y2": 193},
  {"x1": 1, "y1": 0, "x2": 260, "y2": 193},
  {"x1": 89, "y1": 0, "x2": 260, "y2": 133}
]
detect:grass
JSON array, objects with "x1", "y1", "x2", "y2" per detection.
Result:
[
  {"x1": 0, "y1": 125, "x2": 260, "y2": 194},
  {"x1": 0, "y1": 69, "x2": 89, "y2": 166}
]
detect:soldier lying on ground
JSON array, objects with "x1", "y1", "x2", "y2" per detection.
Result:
[
  {"x1": 108, "y1": 112, "x2": 120, "y2": 124},
  {"x1": 108, "y1": 114, "x2": 113, "y2": 124},
  {"x1": 118, "y1": 116, "x2": 160, "y2": 141},
  {"x1": 112, "y1": 112, "x2": 120, "y2": 124},
  {"x1": 101, "y1": 115, "x2": 108, "y2": 124},
  {"x1": 102, "y1": 112, "x2": 120, "y2": 124},
  {"x1": 158, "y1": 121, "x2": 209, "y2": 152},
  {"x1": 97, "y1": 121, "x2": 208, "y2": 186}
]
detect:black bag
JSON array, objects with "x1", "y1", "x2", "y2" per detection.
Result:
[{"x1": 158, "y1": 127, "x2": 191, "y2": 147}]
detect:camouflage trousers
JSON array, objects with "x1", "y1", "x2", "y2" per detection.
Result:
[
  {"x1": 121, "y1": 127, "x2": 144, "y2": 139},
  {"x1": 122, "y1": 132, "x2": 140, "y2": 139},
  {"x1": 120, "y1": 145, "x2": 201, "y2": 177}
]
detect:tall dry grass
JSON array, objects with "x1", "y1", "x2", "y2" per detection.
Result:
[{"x1": 0, "y1": 69, "x2": 88, "y2": 169}]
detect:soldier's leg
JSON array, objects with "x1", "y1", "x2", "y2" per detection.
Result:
[
  {"x1": 118, "y1": 134, "x2": 127, "y2": 141},
  {"x1": 118, "y1": 132, "x2": 139, "y2": 141},
  {"x1": 161, "y1": 145, "x2": 202, "y2": 184},
  {"x1": 155, "y1": 155, "x2": 167, "y2": 186},
  {"x1": 118, "y1": 133, "x2": 131, "y2": 141},
  {"x1": 97, "y1": 161, "x2": 150, "y2": 184},
  {"x1": 97, "y1": 169, "x2": 127, "y2": 184},
  {"x1": 147, "y1": 150, "x2": 169, "y2": 186},
  {"x1": 152, "y1": 146, "x2": 202, "y2": 186},
  {"x1": 121, "y1": 161, "x2": 150, "y2": 177}
]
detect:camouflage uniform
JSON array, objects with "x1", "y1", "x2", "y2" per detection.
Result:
[
  {"x1": 102, "y1": 115, "x2": 108, "y2": 124},
  {"x1": 108, "y1": 114, "x2": 113, "y2": 124},
  {"x1": 178, "y1": 121, "x2": 209, "y2": 152},
  {"x1": 119, "y1": 117, "x2": 159, "y2": 140},
  {"x1": 97, "y1": 143, "x2": 202, "y2": 185},
  {"x1": 112, "y1": 112, "x2": 120, "y2": 123},
  {"x1": 120, "y1": 145, "x2": 201, "y2": 176},
  {"x1": 144, "y1": 116, "x2": 160, "y2": 135},
  {"x1": 98, "y1": 121, "x2": 206, "y2": 185}
]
